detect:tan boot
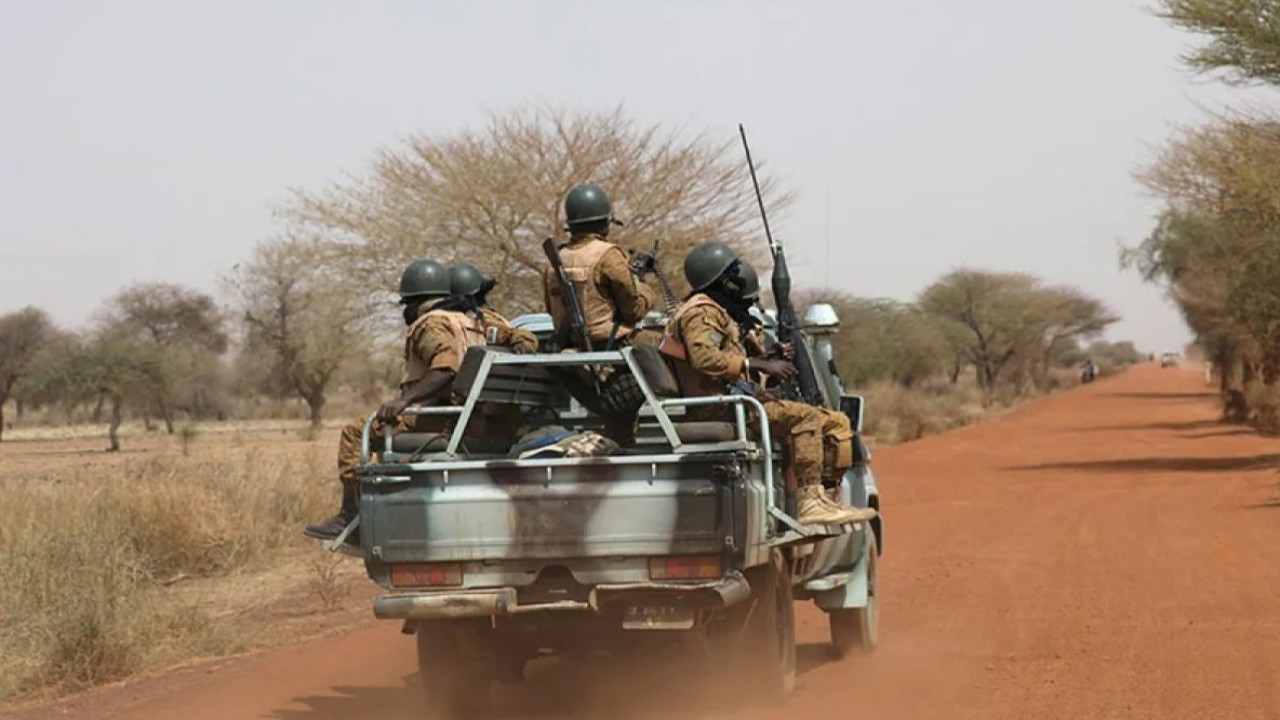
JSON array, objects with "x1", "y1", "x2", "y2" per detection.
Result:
[
  {"x1": 809, "y1": 485, "x2": 879, "y2": 525},
  {"x1": 796, "y1": 485, "x2": 860, "y2": 525}
]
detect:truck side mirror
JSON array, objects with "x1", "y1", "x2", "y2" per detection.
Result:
[{"x1": 839, "y1": 394, "x2": 864, "y2": 434}]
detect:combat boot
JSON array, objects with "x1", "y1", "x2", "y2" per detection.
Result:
[
  {"x1": 304, "y1": 485, "x2": 359, "y2": 543},
  {"x1": 821, "y1": 483, "x2": 878, "y2": 523},
  {"x1": 796, "y1": 485, "x2": 859, "y2": 525}
]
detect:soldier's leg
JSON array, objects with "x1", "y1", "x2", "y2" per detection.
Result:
[
  {"x1": 305, "y1": 413, "x2": 382, "y2": 541},
  {"x1": 764, "y1": 400, "x2": 874, "y2": 525},
  {"x1": 818, "y1": 408, "x2": 855, "y2": 487}
]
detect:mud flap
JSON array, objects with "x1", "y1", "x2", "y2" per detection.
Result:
[{"x1": 813, "y1": 533, "x2": 872, "y2": 610}]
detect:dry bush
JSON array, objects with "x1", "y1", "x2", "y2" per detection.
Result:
[
  {"x1": 0, "y1": 447, "x2": 332, "y2": 700},
  {"x1": 861, "y1": 379, "x2": 986, "y2": 445},
  {"x1": 1244, "y1": 380, "x2": 1280, "y2": 434}
]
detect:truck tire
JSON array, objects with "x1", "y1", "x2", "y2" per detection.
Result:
[
  {"x1": 829, "y1": 530, "x2": 879, "y2": 657},
  {"x1": 740, "y1": 549, "x2": 796, "y2": 702},
  {"x1": 416, "y1": 621, "x2": 492, "y2": 719}
]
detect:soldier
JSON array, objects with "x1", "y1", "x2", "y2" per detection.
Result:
[
  {"x1": 304, "y1": 259, "x2": 535, "y2": 543},
  {"x1": 542, "y1": 183, "x2": 657, "y2": 350},
  {"x1": 738, "y1": 259, "x2": 862, "y2": 503},
  {"x1": 449, "y1": 262, "x2": 540, "y2": 352},
  {"x1": 665, "y1": 244, "x2": 877, "y2": 526},
  {"x1": 542, "y1": 183, "x2": 659, "y2": 444}
]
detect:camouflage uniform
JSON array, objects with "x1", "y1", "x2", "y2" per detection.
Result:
[
  {"x1": 543, "y1": 232, "x2": 660, "y2": 444},
  {"x1": 744, "y1": 325, "x2": 854, "y2": 486},
  {"x1": 334, "y1": 306, "x2": 537, "y2": 489},
  {"x1": 542, "y1": 232, "x2": 657, "y2": 348},
  {"x1": 668, "y1": 294, "x2": 827, "y2": 490}
]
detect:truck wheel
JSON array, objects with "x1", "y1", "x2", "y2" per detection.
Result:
[
  {"x1": 416, "y1": 622, "x2": 492, "y2": 719},
  {"x1": 740, "y1": 549, "x2": 796, "y2": 702},
  {"x1": 829, "y1": 530, "x2": 879, "y2": 657}
]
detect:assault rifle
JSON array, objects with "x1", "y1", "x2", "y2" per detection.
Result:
[
  {"x1": 738, "y1": 124, "x2": 824, "y2": 408},
  {"x1": 541, "y1": 237, "x2": 592, "y2": 353}
]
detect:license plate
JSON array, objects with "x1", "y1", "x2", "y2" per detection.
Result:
[{"x1": 622, "y1": 604, "x2": 695, "y2": 630}]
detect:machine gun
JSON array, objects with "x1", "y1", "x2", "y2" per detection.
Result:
[
  {"x1": 629, "y1": 239, "x2": 680, "y2": 315},
  {"x1": 738, "y1": 124, "x2": 824, "y2": 408}
]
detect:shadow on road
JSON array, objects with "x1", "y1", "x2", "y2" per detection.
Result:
[
  {"x1": 268, "y1": 645, "x2": 844, "y2": 720},
  {"x1": 1185, "y1": 428, "x2": 1259, "y2": 439},
  {"x1": 1068, "y1": 419, "x2": 1224, "y2": 433},
  {"x1": 1101, "y1": 391, "x2": 1218, "y2": 401},
  {"x1": 267, "y1": 675, "x2": 423, "y2": 720},
  {"x1": 1004, "y1": 453, "x2": 1280, "y2": 474}
]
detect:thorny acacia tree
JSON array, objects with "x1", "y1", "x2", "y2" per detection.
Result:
[
  {"x1": 1154, "y1": 0, "x2": 1280, "y2": 85},
  {"x1": 99, "y1": 283, "x2": 229, "y2": 433},
  {"x1": 21, "y1": 334, "x2": 167, "y2": 451},
  {"x1": 285, "y1": 105, "x2": 791, "y2": 314},
  {"x1": 797, "y1": 290, "x2": 950, "y2": 389},
  {"x1": 226, "y1": 239, "x2": 372, "y2": 428},
  {"x1": 0, "y1": 307, "x2": 58, "y2": 440},
  {"x1": 919, "y1": 270, "x2": 1115, "y2": 399},
  {"x1": 1124, "y1": 121, "x2": 1280, "y2": 394},
  {"x1": 1125, "y1": 0, "x2": 1280, "y2": 429}
]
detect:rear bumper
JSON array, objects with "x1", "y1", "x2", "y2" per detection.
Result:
[{"x1": 373, "y1": 571, "x2": 751, "y2": 621}]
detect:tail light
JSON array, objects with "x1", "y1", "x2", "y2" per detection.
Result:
[
  {"x1": 648, "y1": 555, "x2": 721, "y2": 580},
  {"x1": 390, "y1": 563, "x2": 463, "y2": 588}
]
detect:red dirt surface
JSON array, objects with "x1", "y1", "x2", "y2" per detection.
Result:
[{"x1": 10, "y1": 364, "x2": 1280, "y2": 719}]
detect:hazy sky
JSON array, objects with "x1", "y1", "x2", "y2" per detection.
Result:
[{"x1": 0, "y1": 0, "x2": 1252, "y2": 351}]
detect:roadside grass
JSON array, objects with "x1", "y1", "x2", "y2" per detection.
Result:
[
  {"x1": 861, "y1": 368, "x2": 1084, "y2": 445},
  {"x1": 0, "y1": 443, "x2": 339, "y2": 702}
]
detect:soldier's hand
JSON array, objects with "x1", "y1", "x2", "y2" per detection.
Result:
[
  {"x1": 752, "y1": 359, "x2": 798, "y2": 381},
  {"x1": 376, "y1": 399, "x2": 408, "y2": 423},
  {"x1": 771, "y1": 342, "x2": 796, "y2": 361}
]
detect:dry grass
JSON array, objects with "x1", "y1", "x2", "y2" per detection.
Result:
[
  {"x1": 0, "y1": 436, "x2": 350, "y2": 703},
  {"x1": 862, "y1": 379, "x2": 986, "y2": 444},
  {"x1": 861, "y1": 369, "x2": 1085, "y2": 445}
]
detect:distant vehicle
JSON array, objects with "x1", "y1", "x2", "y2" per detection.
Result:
[
  {"x1": 1080, "y1": 360, "x2": 1098, "y2": 384},
  {"x1": 1160, "y1": 352, "x2": 1177, "y2": 368}
]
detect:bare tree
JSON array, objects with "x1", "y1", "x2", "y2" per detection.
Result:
[
  {"x1": 225, "y1": 238, "x2": 372, "y2": 428},
  {"x1": 99, "y1": 283, "x2": 229, "y2": 433},
  {"x1": 0, "y1": 307, "x2": 58, "y2": 440},
  {"x1": 284, "y1": 105, "x2": 792, "y2": 315}
]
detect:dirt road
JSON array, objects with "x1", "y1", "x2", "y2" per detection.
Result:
[{"x1": 13, "y1": 365, "x2": 1280, "y2": 719}]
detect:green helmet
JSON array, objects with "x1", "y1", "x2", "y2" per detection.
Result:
[
  {"x1": 448, "y1": 262, "x2": 485, "y2": 297},
  {"x1": 398, "y1": 259, "x2": 450, "y2": 302},
  {"x1": 740, "y1": 260, "x2": 760, "y2": 300},
  {"x1": 684, "y1": 242, "x2": 741, "y2": 292},
  {"x1": 564, "y1": 183, "x2": 616, "y2": 228}
]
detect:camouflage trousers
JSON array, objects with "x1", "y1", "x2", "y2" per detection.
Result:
[
  {"x1": 691, "y1": 398, "x2": 850, "y2": 489},
  {"x1": 815, "y1": 407, "x2": 855, "y2": 486}
]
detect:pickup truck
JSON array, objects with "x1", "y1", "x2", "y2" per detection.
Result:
[{"x1": 328, "y1": 302, "x2": 883, "y2": 717}]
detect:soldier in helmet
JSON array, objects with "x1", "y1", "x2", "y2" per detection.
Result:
[
  {"x1": 738, "y1": 259, "x2": 865, "y2": 507},
  {"x1": 543, "y1": 183, "x2": 660, "y2": 444},
  {"x1": 448, "y1": 262, "x2": 537, "y2": 351},
  {"x1": 543, "y1": 183, "x2": 657, "y2": 350},
  {"x1": 304, "y1": 259, "x2": 535, "y2": 543},
  {"x1": 664, "y1": 244, "x2": 877, "y2": 526}
]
